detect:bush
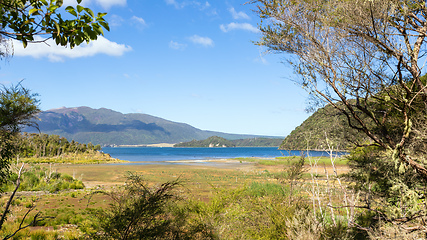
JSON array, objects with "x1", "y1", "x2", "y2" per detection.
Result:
[
  {"x1": 245, "y1": 182, "x2": 286, "y2": 197},
  {"x1": 3, "y1": 165, "x2": 85, "y2": 193},
  {"x1": 88, "y1": 172, "x2": 212, "y2": 240}
]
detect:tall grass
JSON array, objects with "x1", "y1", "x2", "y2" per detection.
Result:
[{"x1": 235, "y1": 156, "x2": 348, "y2": 166}]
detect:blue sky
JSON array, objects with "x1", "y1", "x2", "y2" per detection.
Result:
[{"x1": 1, "y1": 0, "x2": 310, "y2": 137}]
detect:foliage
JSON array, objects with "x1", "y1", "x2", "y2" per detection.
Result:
[
  {"x1": 174, "y1": 136, "x2": 236, "y2": 148},
  {"x1": 1, "y1": 164, "x2": 84, "y2": 193},
  {"x1": 232, "y1": 137, "x2": 283, "y2": 147},
  {"x1": 0, "y1": 1, "x2": 109, "y2": 237},
  {"x1": 88, "y1": 173, "x2": 212, "y2": 240},
  {"x1": 279, "y1": 104, "x2": 367, "y2": 151},
  {"x1": 8, "y1": 132, "x2": 123, "y2": 164},
  {"x1": 0, "y1": 84, "x2": 39, "y2": 185},
  {"x1": 254, "y1": 0, "x2": 427, "y2": 179},
  {"x1": 255, "y1": 0, "x2": 427, "y2": 235},
  {"x1": 277, "y1": 156, "x2": 309, "y2": 194},
  {"x1": 0, "y1": 0, "x2": 109, "y2": 49},
  {"x1": 20, "y1": 152, "x2": 123, "y2": 164},
  {"x1": 175, "y1": 136, "x2": 284, "y2": 148},
  {"x1": 237, "y1": 156, "x2": 348, "y2": 167},
  {"x1": 189, "y1": 182, "x2": 355, "y2": 240},
  {"x1": 17, "y1": 132, "x2": 101, "y2": 158},
  {"x1": 345, "y1": 147, "x2": 427, "y2": 235}
]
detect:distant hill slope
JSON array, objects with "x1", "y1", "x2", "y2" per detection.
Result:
[
  {"x1": 24, "y1": 107, "x2": 272, "y2": 146},
  {"x1": 279, "y1": 104, "x2": 368, "y2": 151},
  {"x1": 233, "y1": 138, "x2": 283, "y2": 147},
  {"x1": 174, "y1": 136, "x2": 283, "y2": 148},
  {"x1": 174, "y1": 136, "x2": 236, "y2": 148}
]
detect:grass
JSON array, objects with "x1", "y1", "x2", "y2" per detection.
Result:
[
  {"x1": 0, "y1": 158, "x2": 350, "y2": 239},
  {"x1": 235, "y1": 155, "x2": 349, "y2": 166},
  {"x1": 19, "y1": 151, "x2": 128, "y2": 164}
]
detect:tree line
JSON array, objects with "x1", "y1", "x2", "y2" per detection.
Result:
[{"x1": 16, "y1": 133, "x2": 101, "y2": 159}]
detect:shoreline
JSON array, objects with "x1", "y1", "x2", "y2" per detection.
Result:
[{"x1": 114, "y1": 143, "x2": 176, "y2": 148}]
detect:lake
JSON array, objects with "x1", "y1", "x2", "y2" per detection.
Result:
[{"x1": 102, "y1": 147, "x2": 346, "y2": 164}]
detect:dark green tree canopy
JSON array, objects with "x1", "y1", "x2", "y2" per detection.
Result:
[
  {"x1": 0, "y1": 0, "x2": 109, "y2": 50},
  {"x1": 0, "y1": 84, "x2": 39, "y2": 185},
  {"x1": 0, "y1": 83, "x2": 40, "y2": 133}
]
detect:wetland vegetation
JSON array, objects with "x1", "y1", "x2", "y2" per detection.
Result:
[
  {"x1": 2, "y1": 0, "x2": 427, "y2": 239},
  {"x1": 0, "y1": 154, "x2": 353, "y2": 239}
]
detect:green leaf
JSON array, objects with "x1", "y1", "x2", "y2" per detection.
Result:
[
  {"x1": 66, "y1": 6, "x2": 77, "y2": 17},
  {"x1": 74, "y1": 35, "x2": 83, "y2": 46},
  {"x1": 23, "y1": 19, "x2": 35, "y2": 25},
  {"x1": 99, "y1": 21, "x2": 110, "y2": 31},
  {"x1": 87, "y1": 29, "x2": 97, "y2": 40},
  {"x1": 47, "y1": 5, "x2": 59, "y2": 12},
  {"x1": 61, "y1": 36, "x2": 67, "y2": 46},
  {"x1": 28, "y1": 8, "x2": 39, "y2": 16},
  {"x1": 77, "y1": 5, "x2": 84, "y2": 13},
  {"x1": 84, "y1": 8, "x2": 94, "y2": 18},
  {"x1": 94, "y1": 24, "x2": 103, "y2": 35},
  {"x1": 56, "y1": 0, "x2": 63, "y2": 7},
  {"x1": 77, "y1": 0, "x2": 82, "y2": 3},
  {"x1": 54, "y1": 21, "x2": 60, "y2": 36}
]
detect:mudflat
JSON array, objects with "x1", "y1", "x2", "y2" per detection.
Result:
[{"x1": 52, "y1": 159, "x2": 349, "y2": 191}]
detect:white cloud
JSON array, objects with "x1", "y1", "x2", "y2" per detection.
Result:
[
  {"x1": 165, "y1": 0, "x2": 211, "y2": 10},
  {"x1": 254, "y1": 55, "x2": 268, "y2": 65},
  {"x1": 95, "y1": 0, "x2": 126, "y2": 9},
  {"x1": 131, "y1": 16, "x2": 146, "y2": 25},
  {"x1": 228, "y1": 7, "x2": 250, "y2": 20},
  {"x1": 63, "y1": 0, "x2": 126, "y2": 9},
  {"x1": 13, "y1": 36, "x2": 132, "y2": 62},
  {"x1": 188, "y1": 35, "x2": 214, "y2": 47},
  {"x1": 197, "y1": 1, "x2": 210, "y2": 10},
  {"x1": 63, "y1": 0, "x2": 79, "y2": 6},
  {"x1": 131, "y1": 16, "x2": 147, "y2": 29},
  {"x1": 169, "y1": 41, "x2": 187, "y2": 50},
  {"x1": 220, "y1": 22, "x2": 259, "y2": 33},
  {"x1": 109, "y1": 14, "x2": 125, "y2": 27},
  {"x1": 165, "y1": 0, "x2": 184, "y2": 9}
]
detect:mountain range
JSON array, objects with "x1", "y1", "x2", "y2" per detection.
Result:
[{"x1": 24, "y1": 107, "x2": 279, "y2": 146}]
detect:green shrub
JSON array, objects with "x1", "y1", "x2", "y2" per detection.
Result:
[
  {"x1": 61, "y1": 174, "x2": 74, "y2": 182},
  {"x1": 246, "y1": 182, "x2": 286, "y2": 197},
  {"x1": 89, "y1": 173, "x2": 212, "y2": 239},
  {"x1": 4, "y1": 165, "x2": 85, "y2": 192}
]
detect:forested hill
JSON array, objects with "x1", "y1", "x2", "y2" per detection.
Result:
[
  {"x1": 279, "y1": 104, "x2": 368, "y2": 151},
  {"x1": 174, "y1": 136, "x2": 236, "y2": 148},
  {"x1": 174, "y1": 136, "x2": 283, "y2": 147},
  {"x1": 24, "y1": 107, "x2": 272, "y2": 146}
]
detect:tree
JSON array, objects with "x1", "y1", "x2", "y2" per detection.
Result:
[
  {"x1": 254, "y1": 0, "x2": 427, "y2": 235},
  {"x1": 254, "y1": 0, "x2": 427, "y2": 179},
  {"x1": 0, "y1": 0, "x2": 109, "y2": 235},
  {"x1": 0, "y1": 83, "x2": 39, "y2": 184},
  {"x1": 0, "y1": 0, "x2": 109, "y2": 52},
  {"x1": 0, "y1": 84, "x2": 40, "y2": 234},
  {"x1": 88, "y1": 173, "x2": 213, "y2": 240},
  {"x1": 0, "y1": 0, "x2": 109, "y2": 182}
]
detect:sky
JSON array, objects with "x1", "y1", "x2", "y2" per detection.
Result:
[{"x1": 1, "y1": 0, "x2": 311, "y2": 137}]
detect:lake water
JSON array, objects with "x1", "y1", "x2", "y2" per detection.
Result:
[{"x1": 102, "y1": 147, "x2": 346, "y2": 164}]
